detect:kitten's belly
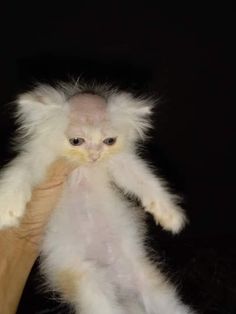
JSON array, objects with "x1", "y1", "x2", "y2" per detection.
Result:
[
  {"x1": 48, "y1": 169, "x2": 139, "y2": 278},
  {"x1": 71, "y1": 195, "x2": 122, "y2": 266},
  {"x1": 43, "y1": 167, "x2": 144, "y2": 291}
]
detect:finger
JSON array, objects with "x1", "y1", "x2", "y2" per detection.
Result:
[{"x1": 46, "y1": 158, "x2": 75, "y2": 181}]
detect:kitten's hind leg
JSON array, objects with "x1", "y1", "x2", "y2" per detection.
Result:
[
  {"x1": 121, "y1": 296, "x2": 146, "y2": 314},
  {"x1": 135, "y1": 262, "x2": 195, "y2": 314},
  {"x1": 46, "y1": 263, "x2": 125, "y2": 314}
]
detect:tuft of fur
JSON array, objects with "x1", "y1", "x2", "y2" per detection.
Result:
[{"x1": 0, "y1": 81, "x2": 195, "y2": 313}]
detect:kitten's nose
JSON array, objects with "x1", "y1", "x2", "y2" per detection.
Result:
[{"x1": 89, "y1": 153, "x2": 100, "y2": 162}]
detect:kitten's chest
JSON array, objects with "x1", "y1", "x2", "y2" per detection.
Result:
[
  {"x1": 69, "y1": 166, "x2": 109, "y2": 194},
  {"x1": 62, "y1": 167, "x2": 122, "y2": 261}
]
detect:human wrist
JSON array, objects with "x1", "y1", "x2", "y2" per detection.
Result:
[{"x1": 0, "y1": 227, "x2": 39, "y2": 261}]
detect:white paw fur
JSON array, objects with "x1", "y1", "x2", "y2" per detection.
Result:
[
  {"x1": 0, "y1": 166, "x2": 31, "y2": 229},
  {"x1": 0, "y1": 193, "x2": 26, "y2": 228},
  {"x1": 144, "y1": 199, "x2": 187, "y2": 234}
]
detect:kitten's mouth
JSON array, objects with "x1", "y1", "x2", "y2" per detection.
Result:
[{"x1": 88, "y1": 158, "x2": 100, "y2": 164}]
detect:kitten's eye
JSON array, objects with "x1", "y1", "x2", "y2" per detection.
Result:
[
  {"x1": 103, "y1": 137, "x2": 117, "y2": 145},
  {"x1": 69, "y1": 138, "x2": 85, "y2": 146}
]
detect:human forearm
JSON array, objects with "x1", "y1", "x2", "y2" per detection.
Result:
[{"x1": 0, "y1": 229, "x2": 37, "y2": 314}]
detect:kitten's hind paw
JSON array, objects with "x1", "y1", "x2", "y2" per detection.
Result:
[
  {"x1": 0, "y1": 195, "x2": 26, "y2": 229},
  {"x1": 144, "y1": 200, "x2": 187, "y2": 234}
]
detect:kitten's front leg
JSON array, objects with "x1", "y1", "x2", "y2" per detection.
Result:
[
  {"x1": 109, "y1": 153, "x2": 187, "y2": 234},
  {"x1": 0, "y1": 147, "x2": 66, "y2": 229},
  {"x1": 0, "y1": 88, "x2": 69, "y2": 229},
  {"x1": 0, "y1": 160, "x2": 32, "y2": 228},
  {"x1": 0, "y1": 152, "x2": 54, "y2": 229},
  {"x1": 142, "y1": 191, "x2": 187, "y2": 234}
]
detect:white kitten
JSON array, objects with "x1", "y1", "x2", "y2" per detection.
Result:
[{"x1": 0, "y1": 82, "x2": 195, "y2": 313}]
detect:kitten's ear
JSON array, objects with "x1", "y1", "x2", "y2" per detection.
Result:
[
  {"x1": 108, "y1": 92, "x2": 155, "y2": 140},
  {"x1": 16, "y1": 84, "x2": 67, "y2": 122}
]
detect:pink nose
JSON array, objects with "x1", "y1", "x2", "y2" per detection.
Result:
[{"x1": 90, "y1": 154, "x2": 100, "y2": 161}]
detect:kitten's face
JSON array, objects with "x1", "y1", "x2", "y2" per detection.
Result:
[{"x1": 63, "y1": 94, "x2": 124, "y2": 165}]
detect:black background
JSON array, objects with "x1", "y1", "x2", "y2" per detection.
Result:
[{"x1": 0, "y1": 2, "x2": 235, "y2": 314}]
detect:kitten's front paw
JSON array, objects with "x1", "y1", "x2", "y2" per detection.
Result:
[
  {"x1": 0, "y1": 194, "x2": 26, "y2": 229},
  {"x1": 144, "y1": 199, "x2": 187, "y2": 234}
]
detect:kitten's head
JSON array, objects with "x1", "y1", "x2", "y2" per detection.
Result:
[
  {"x1": 17, "y1": 82, "x2": 154, "y2": 165},
  {"x1": 64, "y1": 90, "x2": 153, "y2": 165}
]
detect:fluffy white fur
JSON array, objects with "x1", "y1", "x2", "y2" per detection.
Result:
[{"x1": 0, "y1": 82, "x2": 195, "y2": 313}]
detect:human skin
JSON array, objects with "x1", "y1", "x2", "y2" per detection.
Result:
[{"x1": 0, "y1": 159, "x2": 73, "y2": 314}]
